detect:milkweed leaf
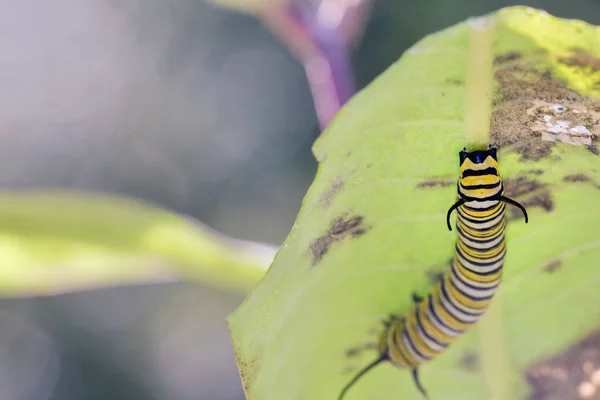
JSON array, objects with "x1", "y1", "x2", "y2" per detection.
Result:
[
  {"x1": 228, "y1": 6, "x2": 600, "y2": 400},
  {"x1": 0, "y1": 191, "x2": 275, "y2": 297}
]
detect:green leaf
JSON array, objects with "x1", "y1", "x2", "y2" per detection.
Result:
[
  {"x1": 0, "y1": 190, "x2": 275, "y2": 297},
  {"x1": 228, "y1": 6, "x2": 600, "y2": 400}
]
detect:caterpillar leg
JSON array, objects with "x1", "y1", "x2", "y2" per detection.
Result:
[
  {"x1": 381, "y1": 314, "x2": 401, "y2": 328},
  {"x1": 412, "y1": 292, "x2": 424, "y2": 304},
  {"x1": 411, "y1": 368, "x2": 430, "y2": 400}
]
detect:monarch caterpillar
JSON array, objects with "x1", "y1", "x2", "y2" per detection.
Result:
[{"x1": 338, "y1": 146, "x2": 528, "y2": 400}]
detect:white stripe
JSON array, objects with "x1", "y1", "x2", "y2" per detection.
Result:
[
  {"x1": 458, "y1": 210, "x2": 505, "y2": 230},
  {"x1": 401, "y1": 330, "x2": 427, "y2": 364},
  {"x1": 456, "y1": 250, "x2": 505, "y2": 274},
  {"x1": 424, "y1": 297, "x2": 463, "y2": 339},
  {"x1": 450, "y1": 271, "x2": 500, "y2": 299},
  {"x1": 460, "y1": 231, "x2": 504, "y2": 250},
  {"x1": 414, "y1": 309, "x2": 446, "y2": 352},
  {"x1": 438, "y1": 287, "x2": 482, "y2": 323}
]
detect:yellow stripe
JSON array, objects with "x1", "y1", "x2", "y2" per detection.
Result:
[
  {"x1": 405, "y1": 309, "x2": 437, "y2": 358},
  {"x1": 458, "y1": 217, "x2": 505, "y2": 238},
  {"x1": 459, "y1": 203, "x2": 503, "y2": 219},
  {"x1": 389, "y1": 322, "x2": 416, "y2": 367},
  {"x1": 431, "y1": 286, "x2": 471, "y2": 331},
  {"x1": 457, "y1": 238, "x2": 506, "y2": 259},
  {"x1": 454, "y1": 259, "x2": 502, "y2": 284},
  {"x1": 445, "y1": 272, "x2": 491, "y2": 310},
  {"x1": 459, "y1": 156, "x2": 498, "y2": 173},
  {"x1": 418, "y1": 300, "x2": 453, "y2": 344},
  {"x1": 461, "y1": 175, "x2": 500, "y2": 186}
]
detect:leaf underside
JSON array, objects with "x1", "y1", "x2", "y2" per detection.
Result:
[
  {"x1": 228, "y1": 6, "x2": 600, "y2": 400},
  {"x1": 0, "y1": 191, "x2": 273, "y2": 297}
]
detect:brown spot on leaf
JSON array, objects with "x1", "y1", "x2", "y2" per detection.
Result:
[
  {"x1": 525, "y1": 192, "x2": 554, "y2": 212},
  {"x1": 416, "y1": 179, "x2": 454, "y2": 189},
  {"x1": 445, "y1": 78, "x2": 463, "y2": 86},
  {"x1": 506, "y1": 191, "x2": 554, "y2": 223},
  {"x1": 543, "y1": 259, "x2": 562, "y2": 273},
  {"x1": 560, "y1": 48, "x2": 600, "y2": 73},
  {"x1": 490, "y1": 65, "x2": 600, "y2": 161},
  {"x1": 525, "y1": 329, "x2": 600, "y2": 400},
  {"x1": 563, "y1": 174, "x2": 590, "y2": 182},
  {"x1": 345, "y1": 343, "x2": 376, "y2": 358},
  {"x1": 494, "y1": 51, "x2": 522, "y2": 65},
  {"x1": 457, "y1": 350, "x2": 479, "y2": 372},
  {"x1": 309, "y1": 213, "x2": 370, "y2": 266},
  {"x1": 528, "y1": 169, "x2": 545, "y2": 175},
  {"x1": 503, "y1": 177, "x2": 543, "y2": 198},
  {"x1": 495, "y1": 66, "x2": 582, "y2": 104},
  {"x1": 504, "y1": 177, "x2": 553, "y2": 221},
  {"x1": 320, "y1": 177, "x2": 345, "y2": 208}
]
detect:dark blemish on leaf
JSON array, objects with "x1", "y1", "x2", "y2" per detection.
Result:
[
  {"x1": 366, "y1": 164, "x2": 372, "y2": 168},
  {"x1": 503, "y1": 177, "x2": 543, "y2": 198},
  {"x1": 330, "y1": 215, "x2": 363, "y2": 237},
  {"x1": 512, "y1": 191, "x2": 554, "y2": 214},
  {"x1": 416, "y1": 179, "x2": 454, "y2": 189},
  {"x1": 490, "y1": 64, "x2": 600, "y2": 161},
  {"x1": 350, "y1": 228, "x2": 368, "y2": 237},
  {"x1": 543, "y1": 259, "x2": 562, "y2": 273},
  {"x1": 504, "y1": 177, "x2": 553, "y2": 221},
  {"x1": 587, "y1": 135, "x2": 600, "y2": 156},
  {"x1": 345, "y1": 343, "x2": 376, "y2": 358},
  {"x1": 457, "y1": 350, "x2": 479, "y2": 372},
  {"x1": 441, "y1": 92, "x2": 445, "y2": 97},
  {"x1": 559, "y1": 48, "x2": 600, "y2": 73},
  {"x1": 309, "y1": 213, "x2": 370, "y2": 266},
  {"x1": 525, "y1": 329, "x2": 600, "y2": 400},
  {"x1": 345, "y1": 347, "x2": 363, "y2": 358},
  {"x1": 494, "y1": 51, "x2": 522, "y2": 65},
  {"x1": 528, "y1": 169, "x2": 544, "y2": 175},
  {"x1": 310, "y1": 236, "x2": 330, "y2": 266},
  {"x1": 445, "y1": 78, "x2": 463, "y2": 86},
  {"x1": 346, "y1": 151, "x2": 352, "y2": 157},
  {"x1": 494, "y1": 65, "x2": 582, "y2": 104},
  {"x1": 319, "y1": 177, "x2": 345, "y2": 208},
  {"x1": 563, "y1": 174, "x2": 590, "y2": 182}
]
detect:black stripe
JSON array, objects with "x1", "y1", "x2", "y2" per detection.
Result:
[
  {"x1": 459, "y1": 199, "x2": 503, "y2": 211},
  {"x1": 415, "y1": 304, "x2": 448, "y2": 349},
  {"x1": 427, "y1": 293, "x2": 461, "y2": 336},
  {"x1": 450, "y1": 264, "x2": 498, "y2": 301},
  {"x1": 459, "y1": 182, "x2": 501, "y2": 191},
  {"x1": 456, "y1": 256, "x2": 505, "y2": 277},
  {"x1": 403, "y1": 325, "x2": 431, "y2": 361},
  {"x1": 457, "y1": 239, "x2": 505, "y2": 260},
  {"x1": 457, "y1": 206, "x2": 503, "y2": 225},
  {"x1": 461, "y1": 167, "x2": 498, "y2": 178},
  {"x1": 440, "y1": 279, "x2": 479, "y2": 320},
  {"x1": 457, "y1": 218, "x2": 505, "y2": 235},
  {"x1": 458, "y1": 227, "x2": 504, "y2": 248},
  {"x1": 456, "y1": 245, "x2": 505, "y2": 268},
  {"x1": 456, "y1": 225, "x2": 500, "y2": 245}
]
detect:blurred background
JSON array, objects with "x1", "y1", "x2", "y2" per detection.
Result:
[{"x1": 1, "y1": 1, "x2": 599, "y2": 399}]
